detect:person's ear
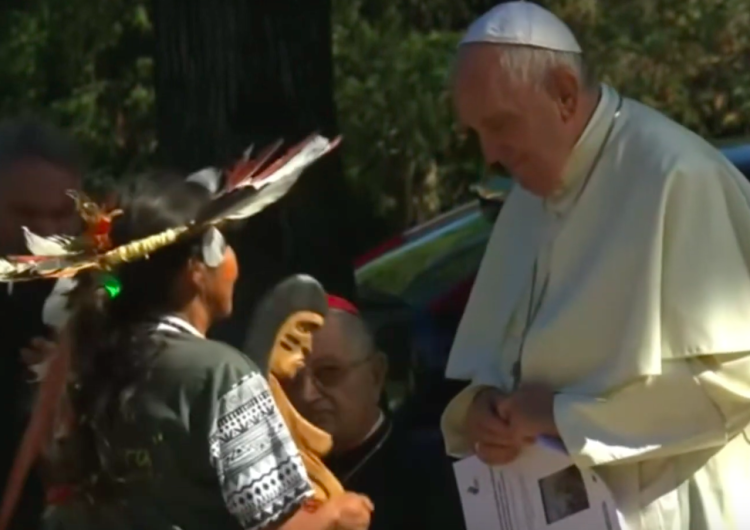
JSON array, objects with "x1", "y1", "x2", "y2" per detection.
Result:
[
  {"x1": 186, "y1": 257, "x2": 209, "y2": 295},
  {"x1": 371, "y1": 351, "x2": 388, "y2": 394},
  {"x1": 548, "y1": 66, "x2": 580, "y2": 123}
]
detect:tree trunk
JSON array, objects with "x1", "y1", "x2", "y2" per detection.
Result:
[{"x1": 151, "y1": 0, "x2": 357, "y2": 347}]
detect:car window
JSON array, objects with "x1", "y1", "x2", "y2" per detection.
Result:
[
  {"x1": 401, "y1": 234, "x2": 489, "y2": 306},
  {"x1": 356, "y1": 211, "x2": 491, "y2": 298},
  {"x1": 723, "y1": 146, "x2": 750, "y2": 178},
  {"x1": 356, "y1": 177, "x2": 514, "y2": 298}
]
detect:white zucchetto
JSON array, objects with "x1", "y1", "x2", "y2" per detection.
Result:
[{"x1": 461, "y1": 1, "x2": 582, "y2": 54}]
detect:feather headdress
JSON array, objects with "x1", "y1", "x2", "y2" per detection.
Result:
[
  {"x1": 0, "y1": 134, "x2": 340, "y2": 282},
  {"x1": 0, "y1": 134, "x2": 340, "y2": 530}
]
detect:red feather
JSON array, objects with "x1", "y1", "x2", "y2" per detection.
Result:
[
  {"x1": 251, "y1": 134, "x2": 328, "y2": 185},
  {"x1": 225, "y1": 139, "x2": 284, "y2": 190}
]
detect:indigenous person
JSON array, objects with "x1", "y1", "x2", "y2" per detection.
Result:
[
  {"x1": 0, "y1": 117, "x2": 82, "y2": 530},
  {"x1": 0, "y1": 135, "x2": 367, "y2": 530},
  {"x1": 26, "y1": 175, "x2": 371, "y2": 530},
  {"x1": 286, "y1": 296, "x2": 465, "y2": 530},
  {"x1": 441, "y1": 3, "x2": 750, "y2": 530}
]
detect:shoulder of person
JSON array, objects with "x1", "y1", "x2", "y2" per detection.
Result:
[
  {"x1": 621, "y1": 100, "x2": 740, "y2": 190},
  {"x1": 155, "y1": 332, "x2": 263, "y2": 390},
  {"x1": 154, "y1": 332, "x2": 274, "y2": 438}
]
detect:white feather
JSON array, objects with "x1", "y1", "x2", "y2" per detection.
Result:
[
  {"x1": 225, "y1": 135, "x2": 335, "y2": 220},
  {"x1": 0, "y1": 259, "x2": 15, "y2": 276},
  {"x1": 0, "y1": 258, "x2": 33, "y2": 281},
  {"x1": 242, "y1": 143, "x2": 255, "y2": 160},
  {"x1": 42, "y1": 278, "x2": 78, "y2": 330},
  {"x1": 23, "y1": 227, "x2": 74, "y2": 256},
  {"x1": 186, "y1": 168, "x2": 222, "y2": 195}
]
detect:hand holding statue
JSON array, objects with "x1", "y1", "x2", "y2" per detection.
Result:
[{"x1": 319, "y1": 492, "x2": 373, "y2": 530}]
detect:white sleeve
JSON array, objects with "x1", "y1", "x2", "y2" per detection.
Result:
[
  {"x1": 209, "y1": 371, "x2": 313, "y2": 530},
  {"x1": 440, "y1": 362, "x2": 503, "y2": 458},
  {"x1": 555, "y1": 353, "x2": 750, "y2": 468}
]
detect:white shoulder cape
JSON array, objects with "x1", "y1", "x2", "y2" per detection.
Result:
[{"x1": 446, "y1": 94, "x2": 750, "y2": 394}]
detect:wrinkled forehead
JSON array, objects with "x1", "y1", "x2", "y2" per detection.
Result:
[
  {"x1": 452, "y1": 45, "x2": 523, "y2": 125},
  {"x1": 0, "y1": 159, "x2": 80, "y2": 206}
]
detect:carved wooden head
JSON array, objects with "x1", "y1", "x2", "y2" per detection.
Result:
[
  {"x1": 242, "y1": 274, "x2": 328, "y2": 377},
  {"x1": 270, "y1": 310, "x2": 324, "y2": 380}
]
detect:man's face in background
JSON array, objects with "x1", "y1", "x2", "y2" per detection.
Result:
[
  {"x1": 284, "y1": 312, "x2": 387, "y2": 453},
  {"x1": 0, "y1": 159, "x2": 80, "y2": 254}
]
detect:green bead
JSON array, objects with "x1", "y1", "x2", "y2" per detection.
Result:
[{"x1": 102, "y1": 274, "x2": 122, "y2": 298}]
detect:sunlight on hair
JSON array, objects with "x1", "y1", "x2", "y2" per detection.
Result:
[{"x1": 497, "y1": 45, "x2": 590, "y2": 90}]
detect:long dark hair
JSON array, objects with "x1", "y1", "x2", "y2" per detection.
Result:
[{"x1": 65, "y1": 173, "x2": 212, "y2": 500}]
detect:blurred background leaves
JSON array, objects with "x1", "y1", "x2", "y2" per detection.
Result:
[{"x1": 1, "y1": 0, "x2": 748, "y2": 249}]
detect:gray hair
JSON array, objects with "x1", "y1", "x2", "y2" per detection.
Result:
[
  {"x1": 495, "y1": 44, "x2": 596, "y2": 91},
  {"x1": 0, "y1": 117, "x2": 82, "y2": 177},
  {"x1": 332, "y1": 309, "x2": 377, "y2": 361}
]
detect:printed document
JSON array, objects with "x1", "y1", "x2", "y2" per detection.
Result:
[{"x1": 453, "y1": 437, "x2": 624, "y2": 530}]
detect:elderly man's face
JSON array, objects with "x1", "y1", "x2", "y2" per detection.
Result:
[
  {"x1": 453, "y1": 45, "x2": 581, "y2": 197},
  {"x1": 0, "y1": 159, "x2": 80, "y2": 254},
  {"x1": 284, "y1": 313, "x2": 386, "y2": 452}
]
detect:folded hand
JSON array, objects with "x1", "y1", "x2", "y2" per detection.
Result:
[
  {"x1": 497, "y1": 383, "x2": 559, "y2": 441},
  {"x1": 465, "y1": 387, "x2": 532, "y2": 466}
]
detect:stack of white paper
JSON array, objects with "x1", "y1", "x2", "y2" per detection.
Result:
[{"x1": 453, "y1": 438, "x2": 623, "y2": 530}]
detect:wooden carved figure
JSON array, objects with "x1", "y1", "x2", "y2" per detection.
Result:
[{"x1": 243, "y1": 274, "x2": 344, "y2": 503}]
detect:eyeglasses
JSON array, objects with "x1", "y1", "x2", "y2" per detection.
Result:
[{"x1": 297, "y1": 355, "x2": 375, "y2": 388}]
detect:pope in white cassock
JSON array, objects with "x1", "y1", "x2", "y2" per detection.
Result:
[{"x1": 441, "y1": 2, "x2": 750, "y2": 529}]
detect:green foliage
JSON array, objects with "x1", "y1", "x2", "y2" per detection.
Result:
[
  {"x1": 333, "y1": 0, "x2": 750, "y2": 233},
  {"x1": 333, "y1": 0, "x2": 481, "y2": 230},
  {"x1": 564, "y1": 0, "x2": 750, "y2": 137},
  {"x1": 0, "y1": 0, "x2": 154, "y2": 182},
  {"x1": 1, "y1": 0, "x2": 749, "y2": 240}
]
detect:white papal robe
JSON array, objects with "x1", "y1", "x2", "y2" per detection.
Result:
[{"x1": 442, "y1": 84, "x2": 750, "y2": 530}]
